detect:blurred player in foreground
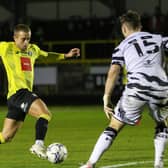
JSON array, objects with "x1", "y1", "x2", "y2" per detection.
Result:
[
  {"x1": 0, "y1": 24, "x2": 80, "y2": 159},
  {"x1": 80, "y1": 10, "x2": 168, "y2": 168}
]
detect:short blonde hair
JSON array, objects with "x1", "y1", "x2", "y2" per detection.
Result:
[{"x1": 14, "y1": 24, "x2": 31, "y2": 35}]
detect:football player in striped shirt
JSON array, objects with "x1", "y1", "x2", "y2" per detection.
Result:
[
  {"x1": 0, "y1": 24, "x2": 80, "y2": 159},
  {"x1": 80, "y1": 10, "x2": 168, "y2": 168}
]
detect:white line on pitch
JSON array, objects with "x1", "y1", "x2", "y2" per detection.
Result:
[{"x1": 100, "y1": 159, "x2": 168, "y2": 168}]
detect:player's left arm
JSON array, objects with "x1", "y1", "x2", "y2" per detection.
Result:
[
  {"x1": 48, "y1": 48, "x2": 80, "y2": 59},
  {"x1": 35, "y1": 42, "x2": 80, "y2": 60},
  {"x1": 64, "y1": 48, "x2": 80, "y2": 58},
  {"x1": 162, "y1": 37, "x2": 168, "y2": 51}
]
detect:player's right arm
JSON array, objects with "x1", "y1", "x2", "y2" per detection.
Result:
[
  {"x1": 103, "y1": 46, "x2": 123, "y2": 119},
  {"x1": 103, "y1": 64, "x2": 121, "y2": 119}
]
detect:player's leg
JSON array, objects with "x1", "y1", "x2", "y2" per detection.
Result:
[
  {"x1": 28, "y1": 98, "x2": 52, "y2": 159},
  {"x1": 0, "y1": 91, "x2": 26, "y2": 144},
  {"x1": 0, "y1": 118, "x2": 23, "y2": 143},
  {"x1": 80, "y1": 117, "x2": 124, "y2": 168},
  {"x1": 80, "y1": 88, "x2": 144, "y2": 168},
  {"x1": 149, "y1": 102, "x2": 168, "y2": 168},
  {"x1": 154, "y1": 123, "x2": 168, "y2": 168}
]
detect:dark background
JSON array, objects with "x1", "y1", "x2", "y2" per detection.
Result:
[{"x1": 0, "y1": 0, "x2": 167, "y2": 105}]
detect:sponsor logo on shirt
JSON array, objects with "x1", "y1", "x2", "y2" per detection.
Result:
[{"x1": 20, "y1": 57, "x2": 32, "y2": 71}]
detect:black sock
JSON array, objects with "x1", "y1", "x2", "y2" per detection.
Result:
[{"x1": 35, "y1": 118, "x2": 48, "y2": 140}]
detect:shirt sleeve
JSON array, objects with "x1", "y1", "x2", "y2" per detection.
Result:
[
  {"x1": 162, "y1": 37, "x2": 168, "y2": 50},
  {"x1": 0, "y1": 42, "x2": 7, "y2": 57},
  {"x1": 39, "y1": 49, "x2": 48, "y2": 57},
  {"x1": 47, "y1": 52, "x2": 65, "y2": 60},
  {"x1": 111, "y1": 47, "x2": 124, "y2": 67},
  {"x1": 34, "y1": 44, "x2": 65, "y2": 60}
]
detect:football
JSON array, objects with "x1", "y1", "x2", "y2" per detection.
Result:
[{"x1": 46, "y1": 142, "x2": 68, "y2": 164}]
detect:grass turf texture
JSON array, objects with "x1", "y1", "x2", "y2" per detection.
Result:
[{"x1": 0, "y1": 105, "x2": 167, "y2": 168}]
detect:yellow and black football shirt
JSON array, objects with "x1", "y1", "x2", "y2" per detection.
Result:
[{"x1": 0, "y1": 42, "x2": 64, "y2": 99}]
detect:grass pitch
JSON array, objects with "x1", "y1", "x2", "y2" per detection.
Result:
[{"x1": 0, "y1": 105, "x2": 167, "y2": 168}]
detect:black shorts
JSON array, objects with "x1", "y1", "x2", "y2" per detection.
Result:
[{"x1": 7, "y1": 89, "x2": 39, "y2": 121}]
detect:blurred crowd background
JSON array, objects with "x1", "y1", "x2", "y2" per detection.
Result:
[
  {"x1": 0, "y1": 0, "x2": 168, "y2": 41},
  {"x1": 0, "y1": 0, "x2": 168, "y2": 104}
]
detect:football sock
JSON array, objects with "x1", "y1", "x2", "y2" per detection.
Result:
[
  {"x1": 89, "y1": 127, "x2": 117, "y2": 165},
  {"x1": 0, "y1": 132, "x2": 5, "y2": 144},
  {"x1": 154, "y1": 125, "x2": 168, "y2": 167},
  {"x1": 35, "y1": 117, "x2": 48, "y2": 141}
]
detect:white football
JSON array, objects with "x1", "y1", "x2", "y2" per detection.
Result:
[{"x1": 46, "y1": 142, "x2": 68, "y2": 164}]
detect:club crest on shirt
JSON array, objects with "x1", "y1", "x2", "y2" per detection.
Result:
[
  {"x1": 16, "y1": 51, "x2": 33, "y2": 56},
  {"x1": 28, "y1": 51, "x2": 32, "y2": 56}
]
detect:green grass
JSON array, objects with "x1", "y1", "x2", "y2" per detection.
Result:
[{"x1": 0, "y1": 105, "x2": 167, "y2": 168}]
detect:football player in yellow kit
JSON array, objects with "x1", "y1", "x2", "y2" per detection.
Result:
[{"x1": 0, "y1": 24, "x2": 80, "y2": 159}]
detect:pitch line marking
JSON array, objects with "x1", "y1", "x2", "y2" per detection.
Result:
[{"x1": 100, "y1": 159, "x2": 168, "y2": 168}]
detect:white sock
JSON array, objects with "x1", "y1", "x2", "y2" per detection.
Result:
[
  {"x1": 154, "y1": 132, "x2": 168, "y2": 167},
  {"x1": 35, "y1": 140, "x2": 44, "y2": 146},
  {"x1": 89, "y1": 128, "x2": 117, "y2": 165}
]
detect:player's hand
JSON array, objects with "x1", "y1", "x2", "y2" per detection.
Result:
[
  {"x1": 103, "y1": 94, "x2": 114, "y2": 120},
  {"x1": 65, "y1": 48, "x2": 80, "y2": 58}
]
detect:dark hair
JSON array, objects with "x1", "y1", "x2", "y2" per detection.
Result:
[
  {"x1": 14, "y1": 24, "x2": 31, "y2": 34},
  {"x1": 119, "y1": 10, "x2": 141, "y2": 30}
]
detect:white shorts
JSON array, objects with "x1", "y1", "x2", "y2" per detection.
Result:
[{"x1": 113, "y1": 86, "x2": 168, "y2": 125}]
